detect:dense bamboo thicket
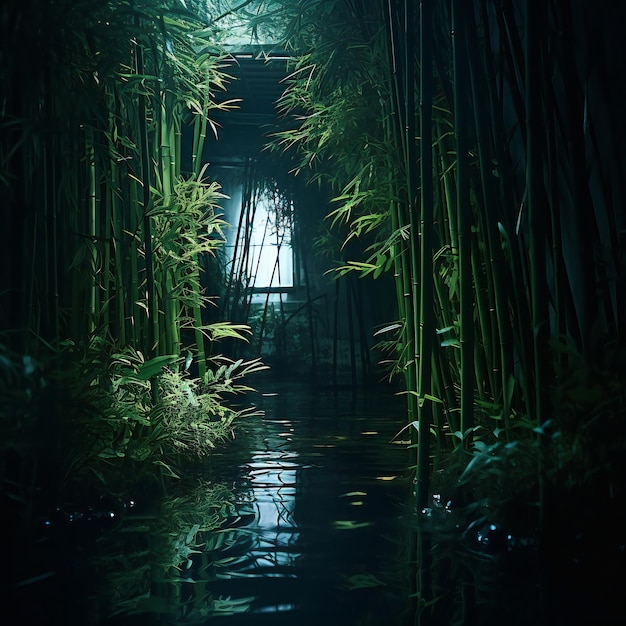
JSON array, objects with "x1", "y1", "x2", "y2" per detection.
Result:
[
  {"x1": 0, "y1": 0, "x2": 245, "y2": 362},
  {"x1": 266, "y1": 1, "x2": 626, "y2": 620},
  {"x1": 0, "y1": 3, "x2": 268, "y2": 619},
  {"x1": 0, "y1": 0, "x2": 273, "y2": 485},
  {"x1": 269, "y1": 0, "x2": 626, "y2": 485}
]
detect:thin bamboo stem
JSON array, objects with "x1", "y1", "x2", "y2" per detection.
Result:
[
  {"x1": 417, "y1": 0, "x2": 434, "y2": 514},
  {"x1": 136, "y1": 32, "x2": 158, "y2": 369},
  {"x1": 86, "y1": 126, "x2": 98, "y2": 337},
  {"x1": 453, "y1": 0, "x2": 474, "y2": 440}
]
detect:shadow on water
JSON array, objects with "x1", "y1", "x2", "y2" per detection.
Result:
[{"x1": 202, "y1": 377, "x2": 414, "y2": 625}]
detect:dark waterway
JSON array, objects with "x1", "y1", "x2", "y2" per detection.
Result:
[
  {"x1": 203, "y1": 379, "x2": 414, "y2": 625},
  {"x1": 10, "y1": 376, "x2": 625, "y2": 625},
  {"x1": 9, "y1": 378, "x2": 414, "y2": 625}
]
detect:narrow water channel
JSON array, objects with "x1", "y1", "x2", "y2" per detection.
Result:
[{"x1": 204, "y1": 378, "x2": 413, "y2": 625}]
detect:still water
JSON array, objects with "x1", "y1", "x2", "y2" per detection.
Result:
[
  {"x1": 15, "y1": 376, "x2": 623, "y2": 625},
  {"x1": 204, "y1": 379, "x2": 413, "y2": 625},
  {"x1": 13, "y1": 378, "x2": 414, "y2": 626}
]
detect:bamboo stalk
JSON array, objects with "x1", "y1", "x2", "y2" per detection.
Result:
[
  {"x1": 110, "y1": 158, "x2": 127, "y2": 345},
  {"x1": 525, "y1": 0, "x2": 549, "y2": 424},
  {"x1": 86, "y1": 125, "x2": 98, "y2": 337},
  {"x1": 467, "y1": 3, "x2": 515, "y2": 433},
  {"x1": 193, "y1": 74, "x2": 210, "y2": 177},
  {"x1": 135, "y1": 31, "x2": 158, "y2": 369},
  {"x1": 297, "y1": 204, "x2": 318, "y2": 383},
  {"x1": 394, "y1": 0, "x2": 420, "y2": 444},
  {"x1": 417, "y1": 0, "x2": 434, "y2": 513},
  {"x1": 438, "y1": 130, "x2": 458, "y2": 257},
  {"x1": 102, "y1": 160, "x2": 113, "y2": 338},
  {"x1": 128, "y1": 174, "x2": 141, "y2": 347},
  {"x1": 453, "y1": 0, "x2": 474, "y2": 440}
]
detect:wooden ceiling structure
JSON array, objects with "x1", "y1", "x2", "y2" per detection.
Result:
[{"x1": 202, "y1": 45, "x2": 291, "y2": 166}]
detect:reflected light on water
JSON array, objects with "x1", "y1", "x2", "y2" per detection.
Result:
[
  {"x1": 224, "y1": 416, "x2": 305, "y2": 616},
  {"x1": 207, "y1": 384, "x2": 411, "y2": 624}
]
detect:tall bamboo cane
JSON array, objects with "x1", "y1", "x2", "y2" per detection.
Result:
[
  {"x1": 416, "y1": 4, "x2": 436, "y2": 616},
  {"x1": 396, "y1": 0, "x2": 422, "y2": 434},
  {"x1": 525, "y1": 0, "x2": 548, "y2": 425},
  {"x1": 383, "y1": 0, "x2": 418, "y2": 421},
  {"x1": 453, "y1": 0, "x2": 474, "y2": 440},
  {"x1": 525, "y1": 4, "x2": 551, "y2": 616},
  {"x1": 417, "y1": 0, "x2": 434, "y2": 512},
  {"x1": 466, "y1": 3, "x2": 515, "y2": 432},
  {"x1": 86, "y1": 125, "x2": 98, "y2": 337},
  {"x1": 135, "y1": 29, "x2": 158, "y2": 370},
  {"x1": 159, "y1": 86, "x2": 181, "y2": 357}
]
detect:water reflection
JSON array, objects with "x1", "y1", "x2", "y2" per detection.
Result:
[
  {"x1": 243, "y1": 443, "x2": 301, "y2": 577},
  {"x1": 207, "y1": 381, "x2": 412, "y2": 624}
]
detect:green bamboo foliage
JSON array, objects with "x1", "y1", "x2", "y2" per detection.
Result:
[
  {"x1": 1, "y1": 0, "x2": 247, "y2": 378},
  {"x1": 266, "y1": 0, "x2": 626, "y2": 522}
]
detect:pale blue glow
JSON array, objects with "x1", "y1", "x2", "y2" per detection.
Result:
[{"x1": 247, "y1": 192, "x2": 293, "y2": 289}]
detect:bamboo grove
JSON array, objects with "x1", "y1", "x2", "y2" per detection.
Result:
[
  {"x1": 0, "y1": 0, "x2": 254, "y2": 368},
  {"x1": 0, "y1": 2, "x2": 272, "y2": 611},
  {"x1": 263, "y1": 3, "x2": 626, "y2": 616},
  {"x1": 2, "y1": 0, "x2": 626, "y2": 621},
  {"x1": 268, "y1": 0, "x2": 626, "y2": 525}
]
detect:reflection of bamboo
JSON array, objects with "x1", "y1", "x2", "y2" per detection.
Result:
[
  {"x1": 332, "y1": 279, "x2": 340, "y2": 386},
  {"x1": 346, "y1": 276, "x2": 357, "y2": 389}
]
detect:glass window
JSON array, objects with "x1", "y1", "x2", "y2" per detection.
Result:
[{"x1": 248, "y1": 191, "x2": 293, "y2": 289}]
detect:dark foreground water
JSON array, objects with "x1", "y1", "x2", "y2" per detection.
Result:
[
  {"x1": 204, "y1": 380, "x2": 414, "y2": 625},
  {"x1": 9, "y1": 377, "x2": 625, "y2": 625},
  {"x1": 8, "y1": 378, "x2": 414, "y2": 625}
]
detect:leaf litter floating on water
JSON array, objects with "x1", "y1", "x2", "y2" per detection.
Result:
[{"x1": 332, "y1": 520, "x2": 373, "y2": 530}]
